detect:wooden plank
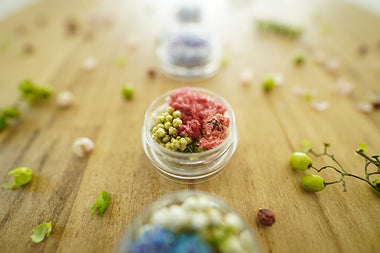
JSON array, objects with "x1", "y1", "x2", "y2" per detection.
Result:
[{"x1": 0, "y1": 0, "x2": 379, "y2": 252}]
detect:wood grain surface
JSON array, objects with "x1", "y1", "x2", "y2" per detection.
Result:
[{"x1": 0, "y1": 0, "x2": 379, "y2": 252}]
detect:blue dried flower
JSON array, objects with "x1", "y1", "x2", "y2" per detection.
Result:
[
  {"x1": 128, "y1": 227, "x2": 175, "y2": 253},
  {"x1": 173, "y1": 233, "x2": 212, "y2": 253}
]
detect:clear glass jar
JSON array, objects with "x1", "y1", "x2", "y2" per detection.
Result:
[
  {"x1": 156, "y1": 1, "x2": 221, "y2": 81},
  {"x1": 116, "y1": 190, "x2": 261, "y2": 253},
  {"x1": 141, "y1": 87, "x2": 238, "y2": 184}
]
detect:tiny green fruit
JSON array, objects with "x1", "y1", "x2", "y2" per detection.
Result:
[
  {"x1": 122, "y1": 83, "x2": 134, "y2": 100},
  {"x1": 371, "y1": 177, "x2": 380, "y2": 197},
  {"x1": 289, "y1": 152, "x2": 313, "y2": 170},
  {"x1": 302, "y1": 174, "x2": 326, "y2": 192}
]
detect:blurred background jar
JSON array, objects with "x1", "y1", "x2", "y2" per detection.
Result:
[{"x1": 156, "y1": 0, "x2": 221, "y2": 81}]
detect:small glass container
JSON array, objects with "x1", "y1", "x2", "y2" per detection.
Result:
[
  {"x1": 156, "y1": 1, "x2": 221, "y2": 81},
  {"x1": 116, "y1": 190, "x2": 261, "y2": 253},
  {"x1": 141, "y1": 87, "x2": 238, "y2": 184}
]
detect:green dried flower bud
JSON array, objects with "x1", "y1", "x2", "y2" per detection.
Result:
[
  {"x1": 162, "y1": 135, "x2": 170, "y2": 143},
  {"x1": 172, "y1": 118, "x2": 182, "y2": 128},
  {"x1": 157, "y1": 123, "x2": 164, "y2": 129},
  {"x1": 156, "y1": 115, "x2": 165, "y2": 123},
  {"x1": 155, "y1": 128, "x2": 166, "y2": 138},
  {"x1": 179, "y1": 138, "x2": 187, "y2": 146},
  {"x1": 172, "y1": 110, "x2": 181, "y2": 118},
  {"x1": 167, "y1": 106, "x2": 174, "y2": 114},
  {"x1": 185, "y1": 137, "x2": 192, "y2": 143},
  {"x1": 165, "y1": 143, "x2": 173, "y2": 150},
  {"x1": 168, "y1": 127, "x2": 177, "y2": 136},
  {"x1": 165, "y1": 115, "x2": 173, "y2": 122},
  {"x1": 163, "y1": 112, "x2": 170, "y2": 118},
  {"x1": 164, "y1": 122, "x2": 171, "y2": 130},
  {"x1": 302, "y1": 174, "x2": 326, "y2": 192},
  {"x1": 122, "y1": 83, "x2": 134, "y2": 100}
]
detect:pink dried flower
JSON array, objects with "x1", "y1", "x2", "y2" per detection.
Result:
[
  {"x1": 311, "y1": 101, "x2": 330, "y2": 111},
  {"x1": 334, "y1": 78, "x2": 354, "y2": 96}
]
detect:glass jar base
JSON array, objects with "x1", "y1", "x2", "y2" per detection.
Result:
[{"x1": 142, "y1": 127, "x2": 238, "y2": 184}]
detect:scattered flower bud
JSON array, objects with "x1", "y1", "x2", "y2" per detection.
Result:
[
  {"x1": 72, "y1": 137, "x2": 95, "y2": 157},
  {"x1": 82, "y1": 56, "x2": 98, "y2": 71},
  {"x1": 325, "y1": 58, "x2": 341, "y2": 74},
  {"x1": 122, "y1": 83, "x2": 134, "y2": 100},
  {"x1": 239, "y1": 68, "x2": 254, "y2": 86},
  {"x1": 257, "y1": 208, "x2": 276, "y2": 226},
  {"x1": 334, "y1": 78, "x2": 354, "y2": 96},
  {"x1": 57, "y1": 91, "x2": 73, "y2": 108},
  {"x1": 356, "y1": 101, "x2": 373, "y2": 113},
  {"x1": 311, "y1": 100, "x2": 330, "y2": 111}
]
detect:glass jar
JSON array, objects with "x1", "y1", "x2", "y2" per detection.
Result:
[
  {"x1": 116, "y1": 190, "x2": 261, "y2": 253},
  {"x1": 156, "y1": 1, "x2": 221, "y2": 81},
  {"x1": 141, "y1": 87, "x2": 238, "y2": 184}
]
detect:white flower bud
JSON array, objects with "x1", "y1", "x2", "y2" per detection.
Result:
[
  {"x1": 57, "y1": 91, "x2": 73, "y2": 108},
  {"x1": 72, "y1": 137, "x2": 94, "y2": 157}
]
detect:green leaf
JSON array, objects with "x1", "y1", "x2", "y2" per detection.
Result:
[
  {"x1": 301, "y1": 139, "x2": 312, "y2": 153},
  {"x1": 1, "y1": 107, "x2": 21, "y2": 119},
  {"x1": 0, "y1": 116, "x2": 8, "y2": 132},
  {"x1": 18, "y1": 79, "x2": 52, "y2": 105},
  {"x1": 30, "y1": 221, "x2": 52, "y2": 243},
  {"x1": 3, "y1": 167, "x2": 33, "y2": 189},
  {"x1": 356, "y1": 143, "x2": 368, "y2": 154},
  {"x1": 91, "y1": 191, "x2": 110, "y2": 215}
]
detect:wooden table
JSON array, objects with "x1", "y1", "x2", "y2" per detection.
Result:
[{"x1": 1, "y1": 0, "x2": 379, "y2": 252}]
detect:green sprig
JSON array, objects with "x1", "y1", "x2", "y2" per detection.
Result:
[
  {"x1": 292, "y1": 140, "x2": 380, "y2": 196},
  {"x1": 256, "y1": 20, "x2": 302, "y2": 38}
]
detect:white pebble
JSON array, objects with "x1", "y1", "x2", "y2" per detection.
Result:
[
  {"x1": 72, "y1": 137, "x2": 95, "y2": 157},
  {"x1": 239, "y1": 68, "x2": 254, "y2": 85},
  {"x1": 82, "y1": 56, "x2": 98, "y2": 71},
  {"x1": 356, "y1": 101, "x2": 373, "y2": 113},
  {"x1": 224, "y1": 213, "x2": 244, "y2": 233},
  {"x1": 57, "y1": 91, "x2": 73, "y2": 108},
  {"x1": 334, "y1": 78, "x2": 353, "y2": 96},
  {"x1": 311, "y1": 101, "x2": 330, "y2": 111}
]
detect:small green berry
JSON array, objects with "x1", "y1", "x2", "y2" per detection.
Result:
[
  {"x1": 122, "y1": 83, "x2": 134, "y2": 100},
  {"x1": 294, "y1": 54, "x2": 305, "y2": 65},
  {"x1": 370, "y1": 177, "x2": 380, "y2": 197},
  {"x1": 290, "y1": 152, "x2": 313, "y2": 170},
  {"x1": 262, "y1": 76, "x2": 275, "y2": 92},
  {"x1": 302, "y1": 174, "x2": 326, "y2": 192}
]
